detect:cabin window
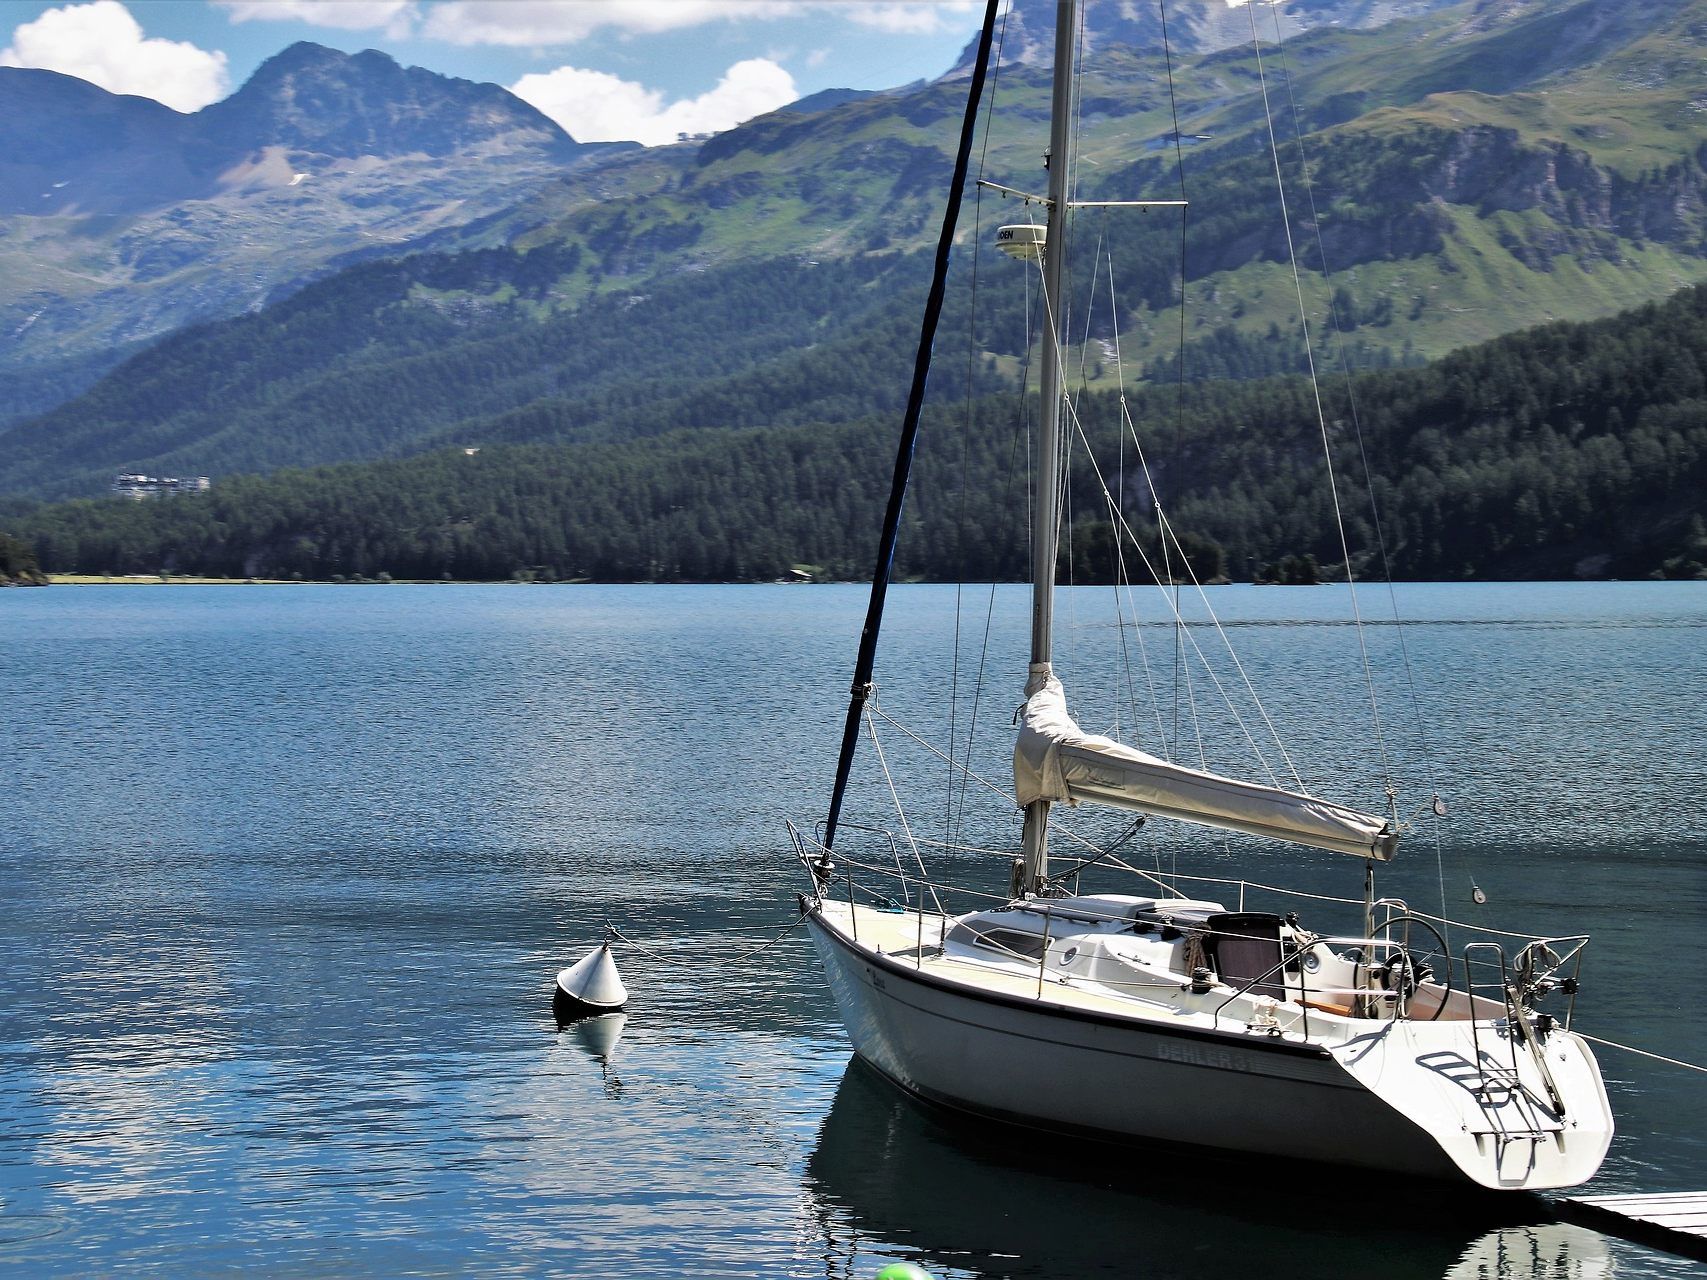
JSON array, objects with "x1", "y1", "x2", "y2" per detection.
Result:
[{"x1": 946, "y1": 924, "x2": 1047, "y2": 961}]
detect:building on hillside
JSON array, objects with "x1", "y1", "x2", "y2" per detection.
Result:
[{"x1": 112, "y1": 473, "x2": 211, "y2": 500}]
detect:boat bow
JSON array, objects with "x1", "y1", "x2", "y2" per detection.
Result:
[{"x1": 1014, "y1": 667, "x2": 1398, "y2": 860}]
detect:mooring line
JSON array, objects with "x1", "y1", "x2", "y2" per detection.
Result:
[
  {"x1": 605, "y1": 914, "x2": 808, "y2": 965},
  {"x1": 1577, "y1": 1032, "x2": 1707, "y2": 1075}
]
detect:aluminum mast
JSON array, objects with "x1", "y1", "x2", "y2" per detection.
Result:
[{"x1": 1017, "y1": 0, "x2": 1078, "y2": 896}]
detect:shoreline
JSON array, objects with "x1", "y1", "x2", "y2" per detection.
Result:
[
  {"x1": 47, "y1": 574, "x2": 294, "y2": 585},
  {"x1": 39, "y1": 575, "x2": 1704, "y2": 589}
]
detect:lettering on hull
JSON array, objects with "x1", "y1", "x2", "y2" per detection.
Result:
[{"x1": 1155, "y1": 1041, "x2": 1253, "y2": 1073}]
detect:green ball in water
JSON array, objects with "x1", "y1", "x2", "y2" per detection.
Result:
[{"x1": 874, "y1": 1265, "x2": 934, "y2": 1280}]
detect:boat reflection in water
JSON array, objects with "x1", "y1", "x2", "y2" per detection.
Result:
[
  {"x1": 1446, "y1": 1222, "x2": 1613, "y2": 1280},
  {"x1": 803, "y1": 1061, "x2": 1615, "y2": 1280}
]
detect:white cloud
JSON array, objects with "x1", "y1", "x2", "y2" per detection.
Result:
[
  {"x1": 511, "y1": 56, "x2": 795, "y2": 146},
  {"x1": 425, "y1": 1, "x2": 983, "y2": 46},
  {"x1": 844, "y1": 2, "x2": 976, "y2": 35},
  {"x1": 427, "y1": 0, "x2": 801, "y2": 47},
  {"x1": 213, "y1": 1, "x2": 417, "y2": 36},
  {"x1": 0, "y1": 0, "x2": 229, "y2": 111}
]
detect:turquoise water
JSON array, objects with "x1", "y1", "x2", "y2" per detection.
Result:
[{"x1": 1, "y1": 582, "x2": 1703, "y2": 1277}]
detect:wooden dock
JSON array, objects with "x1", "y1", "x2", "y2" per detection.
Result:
[{"x1": 1557, "y1": 1191, "x2": 1707, "y2": 1263}]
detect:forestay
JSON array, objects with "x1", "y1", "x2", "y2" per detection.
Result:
[{"x1": 1014, "y1": 669, "x2": 1398, "y2": 861}]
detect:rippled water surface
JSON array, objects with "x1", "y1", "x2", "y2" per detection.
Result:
[{"x1": 2, "y1": 582, "x2": 1703, "y2": 1277}]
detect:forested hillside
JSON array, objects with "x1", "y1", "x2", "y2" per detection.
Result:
[
  {"x1": 9, "y1": 283, "x2": 1704, "y2": 584},
  {"x1": 0, "y1": 533, "x2": 46, "y2": 586},
  {"x1": 0, "y1": 246, "x2": 981, "y2": 499}
]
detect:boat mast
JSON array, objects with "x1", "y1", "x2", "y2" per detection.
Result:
[{"x1": 1018, "y1": 0, "x2": 1078, "y2": 897}]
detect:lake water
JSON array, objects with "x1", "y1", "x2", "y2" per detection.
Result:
[{"x1": 2, "y1": 581, "x2": 1703, "y2": 1278}]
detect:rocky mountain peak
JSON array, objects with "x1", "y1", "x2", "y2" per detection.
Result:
[
  {"x1": 196, "y1": 41, "x2": 583, "y2": 161},
  {"x1": 0, "y1": 67, "x2": 195, "y2": 213},
  {"x1": 0, "y1": 42, "x2": 590, "y2": 216}
]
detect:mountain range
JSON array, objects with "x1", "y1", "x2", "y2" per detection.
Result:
[
  {"x1": 2, "y1": 0, "x2": 1706, "y2": 577},
  {"x1": 0, "y1": 41, "x2": 630, "y2": 424}
]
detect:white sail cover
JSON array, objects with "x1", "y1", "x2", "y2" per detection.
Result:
[{"x1": 1014, "y1": 669, "x2": 1397, "y2": 861}]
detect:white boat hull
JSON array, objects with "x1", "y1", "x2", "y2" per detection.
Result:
[{"x1": 806, "y1": 902, "x2": 1611, "y2": 1189}]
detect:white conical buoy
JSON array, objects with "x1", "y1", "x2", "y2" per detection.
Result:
[{"x1": 554, "y1": 942, "x2": 628, "y2": 1018}]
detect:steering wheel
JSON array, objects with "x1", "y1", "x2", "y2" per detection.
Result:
[
  {"x1": 1380, "y1": 949, "x2": 1429, "y2": 998},
  {"x1": 1371, "y1": 914, "x2": 1453, "y2": 1021}
]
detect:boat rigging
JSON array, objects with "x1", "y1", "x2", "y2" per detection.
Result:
[{"x1": 792, "y1": 0, "x2": 1613, "y2": 1192}]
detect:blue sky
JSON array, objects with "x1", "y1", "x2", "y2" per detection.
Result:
[{"x1": 0, "y1": 1, "x2": 982, "y2": 145}]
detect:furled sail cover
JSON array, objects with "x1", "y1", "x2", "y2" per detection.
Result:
[{"x1": 1014, "y1": 669, "x2": 1397, "y2": 861}]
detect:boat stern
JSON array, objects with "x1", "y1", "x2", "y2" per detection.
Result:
[{"x1": 1331, "y1": 1018, "x2": 1613, "y2": 1190}]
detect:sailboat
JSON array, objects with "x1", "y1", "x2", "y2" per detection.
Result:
[{"x1": 791, "y1": 0, "x2": 1613, "y2": 1190}]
